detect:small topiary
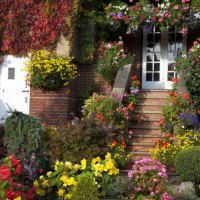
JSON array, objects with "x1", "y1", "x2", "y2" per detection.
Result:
[
  {"x1": 175, "y1": 146, "x2": 200, "y2": 184},
  {"x1": 71, "y1": 173, "x2": 99, "y2": 200}
]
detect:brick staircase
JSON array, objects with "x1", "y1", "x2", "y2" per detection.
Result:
[{"x1": 129, "y1": 90, "x2": 168, "y2": 162}]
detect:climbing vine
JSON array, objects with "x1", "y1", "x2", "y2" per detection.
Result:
[{"x1": 0, "y1": 0, "x2": 72, "y2": 56}]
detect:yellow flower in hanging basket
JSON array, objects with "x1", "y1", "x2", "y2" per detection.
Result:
[{"x1": 24, "y1": 50, "x2": 79, "y2": 92}]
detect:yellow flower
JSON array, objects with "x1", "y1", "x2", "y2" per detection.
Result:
[
  {"x1": 80, "y1": 159, "x2": 87, "y2": 170},
  {"x1": 65, "y1": 193, "x2": 72, "y2": 199},
  {"x1": 33, "y1": 180, "x2": 39, "y2": 188},
  {"x1": 67, "y1": 177, "x2": 76, "y2": 186},
  {"x1": 60, "y1": 175, "x2": 68, "y2": 186},
  {"x1": 14, "y1": 197, "x2": 21, "y2": 200},
  {"x1": 42, "y1": 180, "x2": 49, "y2": 188},
  {"x1": 105, "y1": 161, "x2": 114, "y2": 171},
  {"x1": 57, "y1": 189, "x2": 65, "y2": 197},
  {"x1": 47, "y1": 171, "x2": 52, "y2": 177},
  {"x1": 105, "y1": 152, "x2": 112, "y2": 160},
  {"x1": 94, "y1": 163, "x2": 104, "y2": 172},
  {"x1": 36, "y1": 188, "x2": 45, "y2": 196},
  {"x1": 73, "y1": 164, "x2": 80, "y2": 170},
  {"x1": 65, "y1": 161, "x2": 72, "y2": 169},
  {"x1": 108, "y1": 167, "x2": 119, "y2": 175},
  {"x1": 91, "y1": 156, "x2": 101, "y2": 165}
]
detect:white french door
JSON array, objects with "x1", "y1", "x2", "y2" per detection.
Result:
[{"x1": 142, "y1": 27, "x2": 186, "y2": 90}]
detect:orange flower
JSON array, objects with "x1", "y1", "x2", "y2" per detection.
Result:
[
  {"x1": 171, "y1": 78, "x2": 179, "y2": 83},
  {"x1": 121, "y1": 137, "x2": 126, "y2": 147},
  {"x1": 127, "y1": 102, "x2": 134, "y2": 111},
  {"x1": 131, "y1": 75, "x2": 137, "y2": 81},
  {"x1": 182, "y1": 93, "x2": 189, "y2": 99},
  {"x1": 111, "y1": 140, "x2": 117, "y2": 148},
  {"x1": 193, "y1": 41, "x2": 199, "y2": 45},
  {"x1": 162, "y1": 141, "x2": 169, "y2": 149},
  {"x1": 134, "y1": 80, "x2": 140, "y2": 86}
]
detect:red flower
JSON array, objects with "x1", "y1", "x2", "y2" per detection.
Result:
[
  {"x1": 171, "y1": 78, "x2": 180, "y2": 83},
  {"x1": 193, "y1": 41, "x2": 199, "y2": 45},
  {"x1": 131, "y1": 75, "x2": 137, "y2": 81},
  {"x1": 127, "y1": 102, "x2": 134, "y2": 111},
  {"x1": 9, "y1": 155, "x2": 20, "y2": 167},
  {"x1": 38, "y1": 169, "x2": 43, "y2": 174},
  {"x1": 182, "y1": 93, "x2": 189, "y2": 99},
  {"x1": 0, "y1": 165, "x2": 11, "y2": 180},
  {"x1": 121, "y1": 137, "x2": 126, "y2": 147},
  {"x1": 162, "y1": 141, "x2": 169, "y2": 149},
  {"x1": 15, "y1": 164, "x2": 22, "y2": 175}
]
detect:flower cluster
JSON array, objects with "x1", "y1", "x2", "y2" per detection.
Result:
[
  {"x1": 96, "y1": 36, "x2": 133, "y2": 84},
  {"x1": 34, "y1": 153, "x2": 119, "y2": 199},
  {"x1": 82, "y1": 91, "x2": 135, "y2": 145},
  {"x1": 128, "y1": 158, "x2": 173, "y2": 199},
  {"x1": 105, "y1": 0, "x2": 191, "y2": 33},
  {"x1": 0, "y1": 155, "x2": 35, "y2": 200},
  {"x1": 175, "y1": 37, "x2": 200, "y2": 112},
  {"x1": 152, "y1": 140, "x2": 180, "y2": 167},
  {"x1": 24, "y1": 50, "x2": 79, "y2": 92},
  {"x1": 123, "y1": 74, "x2": 140, "y2": 106},
  {"x1": 177, "y1": 130, "x2": 200, "y2": 149}
]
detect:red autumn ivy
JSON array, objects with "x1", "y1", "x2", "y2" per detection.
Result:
[{"x1": 0, "y1": 0, "x2": 72, "y2": 56}]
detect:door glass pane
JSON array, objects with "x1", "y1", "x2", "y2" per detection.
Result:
[
  {"x1": 147, "y1": 34, "x2": 153, "y2": 42},
  {"x1": 147, "y1": 53, "x2": 153, "y2": 61},
  {"x1": 155, "y1": 34, "x2": 161, "y2": 42},
  {"x1": 168, "y1": 63, "x2": 175, "y2": 71},
  {"x1": 154, "y1": 43, "x2": 160, "y2": 52},
  {"x1": 8, "y1": 68, "x2": 15, "y2": 80},
  {"x1": 154, "y1": 53, "x2": 160, "y2": 61},
  {"x1": 168, "y1": 52, "x2": 175, "y2": 61},
  {"x1": 147, "y1": 63, "x2": 153, "y2": 71},
  {"x1": 147, "y1": 43, "x2": 153, "y2": 52},
  {"x1": 146, "y1": 73, "x2": 152, "y2": 81},
  {"x1": 154, "y1": 63, "x2": 160, "y2": 71},
  {"x1": 154, "y1": 73, "x2": 160, "y2": 81},
  {"x1": 168, "y1": 72, "x2": 174, "y2": 81}
]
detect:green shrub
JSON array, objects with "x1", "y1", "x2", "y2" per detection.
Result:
[
  {"x1": 3, "y1": 110, "x2": 45, "y2": 161},
  {"x1": 174, "y1": 193, "x2": 200, "y2": 200},
  {"x1": 45, "y1": 115, "x2": 114, "y2": 165},
  {"x1": 71, "y1": 173, "x2": 99, "y2": 200},
  {"x1": 175, "y1": 146, "x2": 200, "y2": 183}
]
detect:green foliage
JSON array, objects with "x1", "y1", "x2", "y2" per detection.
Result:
[
  {"x1": 175, "y1": 146, "x2": 200, "y2": 183},
  {"x1": 107, "y1": 175, "x2": 132, "y2": 198},
  {"x1": 71, "y1": 173, "x2": 99, "y2": 200},
  {"x1": 3, "y1": 110, "x2": 45, "y2": 161},
  {"x1": 45, "y1": 115, "x2": 113, "y2": 165},
  {"x1": 174, "y1": 193, "x2": 200, "y2": 200}
]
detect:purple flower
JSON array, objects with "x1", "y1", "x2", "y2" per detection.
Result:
[{"x1": 130, "y1": 88, "x2": 139, "y2": 94}]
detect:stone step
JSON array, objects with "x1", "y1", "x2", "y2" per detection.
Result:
[
  {"x1": 137, "y1": 98, "x2": 168, "y2": 105},
  {"x1": 132, "y1": 135, "x2": 161, "y2": 143},
  {"x1": 130, "y1": 121, "x2": 160, "y2": 129},
  {"x1": 131, "y1": 128, "x2": 161, "y2": 136},
  {"x1": 135, "y1": 105, "x2": 163, "y2": 112},
  {"x1": 138, "y1": 90, "x2": 168, "y2": 99},
  {"x1": 128, "y1": 142, "x2": 155, "y2": 153},
  {"x1": 132, "y1": 113, "x2": 162, "y2": 122}
]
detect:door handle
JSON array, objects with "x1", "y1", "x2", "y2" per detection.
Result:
[{"x1": 22, "y1": 90, "x2": 29, "y2": 92}]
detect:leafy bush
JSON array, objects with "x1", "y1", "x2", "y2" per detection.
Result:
[
  {"x1": 175, "y1": 146, "x2": 200, "y2": 184},
  {"x1": 71, "y1": 173, "x2": 99, "y2": 200},
  {"x1": 3, "y1": 110, "x2": 45, "y2": 161},
  {"x1": 24, "y1": 50, "x2": 79, "y2": 91},
  {"x1": 174, "y1": 193, "x2": 200, "y2": 200},
  {"x1": 45, "y1": 115, "x2": 113, "y2": 165}
]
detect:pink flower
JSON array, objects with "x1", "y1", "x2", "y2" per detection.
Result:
[
  {"x1": 107, "y1": 43, "x2": 113, "y2": 49},
  {"x1": 174, "y1": 5, "x2": 179, "y2": 10},
  {"x1": 118, "y1": 40, "x2": 123, "y2": 45},
  {"x1": 122, "y1": 54, "x2": 127, "y2": 59},
  {"x1": 129, "y1": 0, "x2": 133, "y2": 2},
  {"x1": 164, "y1": 13, "x2": 169, "y2": 18},
  {"x1": 158, "y1": 18, "x2": 163, "y2": 23}
]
